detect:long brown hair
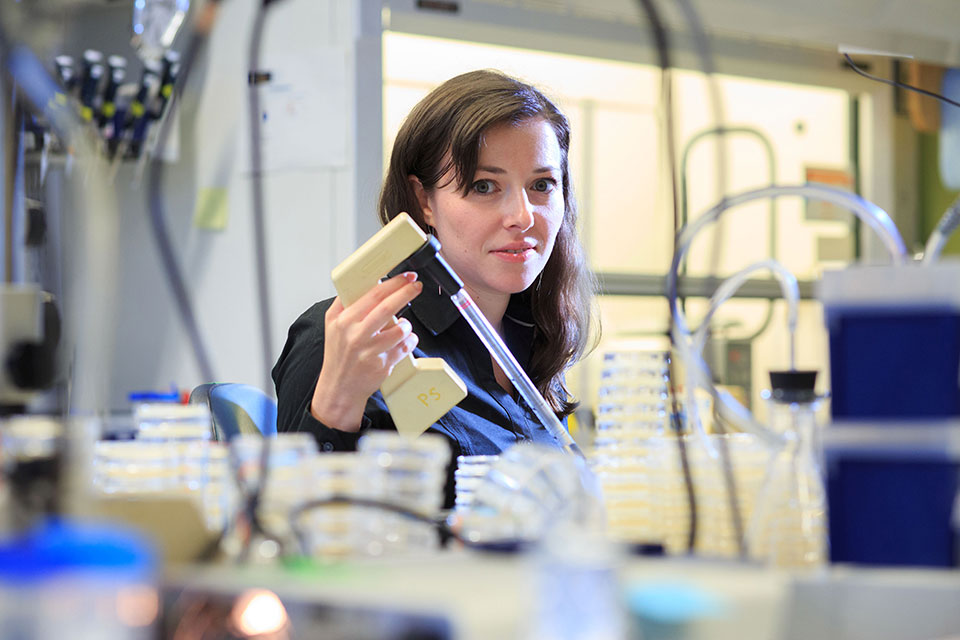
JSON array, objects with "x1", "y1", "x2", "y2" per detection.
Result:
[{"x1": 379, "y1": 70, "x2": 597, "y2": 418}]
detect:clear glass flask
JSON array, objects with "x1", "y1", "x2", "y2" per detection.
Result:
[{"x1": 748, "y1": 371, "x2": 827, "y2": 568}]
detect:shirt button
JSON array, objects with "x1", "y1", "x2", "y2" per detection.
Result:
[{"x1": 322, "y1": 442, "x2": 334, "y2": 452}]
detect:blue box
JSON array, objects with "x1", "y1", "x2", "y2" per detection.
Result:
[
  {"x1": 825, "y1": 309, "x2": 960, "y2": 418},
  {"x1": 823, "y1": 425, "x2": 960, "y2": 568},
  {"x1": 819, "y1": 264, "x2": 960, "y2": 567},
  {"x1": 819, "y1": 264, "x2": 960, "y2": 420}
]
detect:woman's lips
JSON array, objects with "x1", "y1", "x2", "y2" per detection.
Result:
[{"x1": 491, "y1": 246, "x2": 537, "y2": 262}]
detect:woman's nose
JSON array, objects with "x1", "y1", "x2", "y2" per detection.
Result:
[{"x1": 504, "y1": 189, "x2": 535, "y2": 231}]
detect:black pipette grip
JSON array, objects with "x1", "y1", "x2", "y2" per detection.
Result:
[
  {"x1": 154, "y1": 51, "x2": 180, "y2": 118},
  {"x1": 403, "y1": 235, "x2": 463, "y2": 296},
  {"x1": 99, "y1": 58, "x2": 127, "y2": 128},
  {"x1": 53, "y1": 55, "x2": 75, "y2": 92}
]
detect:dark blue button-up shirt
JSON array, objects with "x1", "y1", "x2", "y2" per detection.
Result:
[{"x1": 272, "y1": 285, "x2": 566, "y2": 504}]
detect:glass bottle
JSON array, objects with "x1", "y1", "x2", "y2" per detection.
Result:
[{"x1": 748, "y1": 370, "x2": 827, "y2": 568}]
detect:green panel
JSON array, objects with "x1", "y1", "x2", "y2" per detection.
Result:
[{"x1": 918, "y1": 132, "x2": 960, "y2": 256}]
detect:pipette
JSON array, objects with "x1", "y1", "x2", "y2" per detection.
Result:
[{"x1": 403, "y1": 234, "x2": 585, "y2": 458}]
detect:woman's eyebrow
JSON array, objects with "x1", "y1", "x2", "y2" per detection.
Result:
[{"x1": 476, "y1": 165, "x2": 560, "y2": 174}]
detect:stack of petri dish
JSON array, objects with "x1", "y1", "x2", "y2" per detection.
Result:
[
  {"x1": 453, "y1": 454, "x2": 499, "y2": 512},
  {"x1": 295, "y1": 452, "x2": 369, "y2": 559},
  {"x1": 134, "y1": 402, "x2": 212, "y2": 442},
  {"x1": 640, "y1": 434, "x2": 768, "y2": 556},
  {"x1": 91, "y1": 404, "x2": 221, "y2": 528},
  {"x1": 589, "y1": 340, "x2": 771, "y2": 557},
  {"x1": 594, "y1": 347, "x2": 673, "y2": 450},
  {"x1": 92, "y1": 440, "x2": 182, "y2": 495},
  {"x1": 591, "y1": 442, "x2": 654, "y2": 545},
  {"x1": 356, "y1": 432, "x2": 450, "y2": 556},
  {"x1": 590, "y1": 345, "x2": 674, "y2": 546},
  {"x1": 463, "y1": 443, "x2": 605, "y2": 544},
  {"x1": 228, "y1": 433, "x2": 318, "y2": 544},
  {"x1": 201, "y1": 444, "x2": 236, "y2": 532},
  {"x1": 133, "y1": 402, "x2": 214, "y2": 501}
]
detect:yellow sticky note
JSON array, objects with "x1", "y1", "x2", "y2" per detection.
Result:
[{"x1": 193, "y1": 187, "x2": 229, "y2": 230}]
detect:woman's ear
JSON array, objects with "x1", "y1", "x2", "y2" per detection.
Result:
[{"x1": 408, "y1": 175, "x2": 435, "y2": 227}]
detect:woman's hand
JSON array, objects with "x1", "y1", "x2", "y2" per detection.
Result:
[{"x1": 310, "y1": 272, "x2": 423, "y2": 431}]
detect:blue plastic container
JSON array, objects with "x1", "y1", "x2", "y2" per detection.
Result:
[
  {"x1": 825, "y1": 308, "x2": 960, "y2": 418},
  {"x1": 823, "y1": 425, "x2": 960, "y2": 567},
  {"x1": 819, "y1": 264, "x2": 960, "y2": 568},
  {"x1": 0, "y1": 519, "x2": 158, "y2": 638},
  {"x1": 819, "y1": 264, "x2": 960, "y2": 420}
]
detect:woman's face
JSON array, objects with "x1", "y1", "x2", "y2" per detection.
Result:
[{"x1": 414, "y1": 117, "x2": 565, "y2": 304}]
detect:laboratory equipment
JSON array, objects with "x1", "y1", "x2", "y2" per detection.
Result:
[
  {"x1": 355, "y1": 431, "x2": 450, "y2": 555},
  {"x1": 686, "y1": 259, "x2": 800, "y2": 455},
  {"x1": 748, "y1": 371, "x2": 827, "y2": 568},
  {"x1": 132, "y1": 0, "x2": 190, "y2": 62},
  {"x1": 592, "y1": 433, "x2": 767, "y2": 556},
  {"x1": 818, "y1": 263, "x2": 960, "y2": 566},
  {"x1": 530, "y1": 523, "x2": 625, "y2": 640},
  {"x1": 594, "y1": 346, "x2": 673, "y2": 443},
  {"x1": 227, "y1": 434, "x2": 317, "y2": 553},
  {"x1": 294, "y1": 452, "x2": 368, "y2": 559},
  {"x1": 823, "y1": 424, "x2": 960, "y2": 567},
  {"x1": 331, "y1": 212, "x2": 467, "y2": 439},
  {"x1": 453, "y1": 454, "x2": 498, "y2": 512},
  {"x1": 0, "y1": 520, "x2": 158, "y2": 640},
  {"x1": 0, "y1": 286, "x2": 59, "y2": 411},
  {"x1": 90, "y1": 402, "x2": 232, "y2": 542},
  {"x1": 1, "y1": 415, "x2": 63, "y2": 531},
  {"x1": 667, "y1": 183, "x2": 907, "y2": 443},
  {"x1": 819, "y1": 262, "x2": 960, "y2": 418},
  {"x1": 464, "y1": 443, "x2": 602, "y2": 543},
  {"x1": 921, "y1": 195, "x2": 960, "y2": 264},
  {"x1": 680, "y1": 125, "x2": 780, "y2": 406}
]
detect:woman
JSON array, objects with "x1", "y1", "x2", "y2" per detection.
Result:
[{"x1": 273, "y1": 70, "x2": 596, "y2": 469}]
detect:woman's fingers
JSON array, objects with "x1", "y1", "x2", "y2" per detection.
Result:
[
  {"x1": 359, "y1": 318, "x2": 419, "y2": 372},
  {"x1": 358, "y1": 278, "x2": 423, "y2": 337},
  {"x1": 339, "y1": 272, "x2": 420, "y2": 326},
  {"x1": 367, "y1": 317, "x2": 413, "y2": 352},
  {"x1": 383, "y1": 329, "x2": 420, "y2": 369}
]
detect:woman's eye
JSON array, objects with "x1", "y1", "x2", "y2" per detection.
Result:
[
  {"x1": 532, "y1": 178, "x2": 556, "y2": 192},
  {"x1": 472, "y1": 179, "x2": 494, "y2": 194}
]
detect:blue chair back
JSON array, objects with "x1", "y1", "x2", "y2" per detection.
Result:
[{"x1": 189, "y1": 383, "x2": 277, "y2": 441}]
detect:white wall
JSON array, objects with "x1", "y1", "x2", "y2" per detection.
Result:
[{"x1": 60, "y1": 0, "x2": 380, "y2": 410}]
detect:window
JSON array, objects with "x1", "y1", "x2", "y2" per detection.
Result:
[{"x1": 383, "y1": 30, "x2": 856, "y2": 415}]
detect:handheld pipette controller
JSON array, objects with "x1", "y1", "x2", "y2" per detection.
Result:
[{"x1": 332, "y1": 213, "x2": 583, "y2": 457}]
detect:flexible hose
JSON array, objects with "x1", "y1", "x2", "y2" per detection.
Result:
[{"x1": 922, "y1": 195, "x2": 960, "y2": 265}]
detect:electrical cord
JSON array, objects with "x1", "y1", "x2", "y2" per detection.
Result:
[
  {"x1": 635, "y1": 0, "x2": 698, "y2": 555},
  {"x1": 190, "y1": 440, "x2": 290, "y2": 564},
  {"x1": 146, "y1": 1, "x2": 221, "y2": 385},
  {"x1": 288, "y1": 495, "x2": 474, "y2": 556},
  {"x1": 240, "y1": 0, "x2": 285, "y2": 565},
  {"x1": 675, "y1": 0, "x2": 729, "y2": 299},
  {"x1": 647, "y1": 0, "x2": 752, "y2": 560},
  {"x1": 843, "y1": 54, "x2": 960, "y2": 110},
  {"x1": 679, "y1": 125, "x2": 778, "y2": 343},
  {"x1": 678, "y1": 127, "x2": 775, "y2": 559},
  {"x1": 143, "y1": 0, "x2": 282, "y2": 563},
  {"x1": 228, "y1": 440, "x2": 290, "y2": 563},
  {"x1": 247, "y1": 2, "x2": 276, "y2": 399}
]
